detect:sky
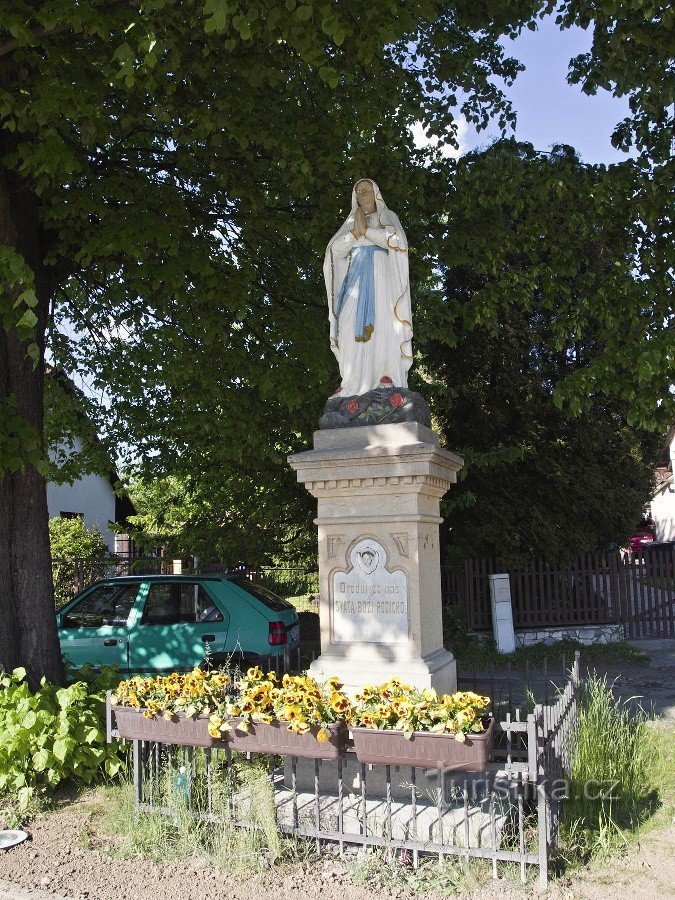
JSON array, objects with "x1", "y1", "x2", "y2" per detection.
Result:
[{"x1": 465, "y1": 15, "x2": 632, "y2": 165}]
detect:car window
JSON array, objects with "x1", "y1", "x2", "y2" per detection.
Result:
[
  {"x1": 141, "y1": 582, "x2": 223, "y2": 625},
  {"x1": 62, "y1": 584, "x2": 139, "y2": 628},
  {"x1": 230, "y1": 576, "x2": 293, "y2": 612}
]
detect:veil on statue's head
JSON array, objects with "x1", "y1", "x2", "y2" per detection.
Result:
[{"x1": 328, "y1": 179, "x2": 400, "y2": 247}]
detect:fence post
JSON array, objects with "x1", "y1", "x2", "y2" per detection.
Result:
[
  {"x1": 531, "y1": 704, "x2": 549, "y2": 889},
  {"x1": 133, "y1": 739, "x2": 143, "y2": 807}
]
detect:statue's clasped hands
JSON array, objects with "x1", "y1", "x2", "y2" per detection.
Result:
[{"x1": 351, "y1": 206, "x2": 368, "y2": 239}]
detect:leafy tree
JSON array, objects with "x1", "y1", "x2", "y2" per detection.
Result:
[
  {"x1": 418, "y1": 141, "x2": 664, "y2": 562},
  {"x1": 126, "y1": 471, "x2": 316, "y2": 566},
  {"x1": 0, "y1": 0, "x2": 537, "y2": 683},
  {"x1": 49, "y1": 516, "x2": 110, "y2": 607}
]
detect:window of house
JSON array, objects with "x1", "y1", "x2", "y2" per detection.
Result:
[{"x1": 141, "y1": 583, "x2": 223, "y2": 625}]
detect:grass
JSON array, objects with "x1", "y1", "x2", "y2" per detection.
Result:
[
  {"x1": 556, "y1": 673, "x2": 669, "y2": 866},
  {"x1": 285, "y1": 593, "x2": 319, "y2": 614},
  {"x1": 350, "y1": 847, "x2": 539, "y2": 895},
  {"x1": 446, "y1": 632, "x2": 647, "y2": 670},
  {"x1": 99, "y1": 752, "x2": 305, "y2": 876}
]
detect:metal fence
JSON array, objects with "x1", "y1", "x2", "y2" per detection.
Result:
[{"x1": 108, "y1": 653, "x2": 581, "y2": 888}]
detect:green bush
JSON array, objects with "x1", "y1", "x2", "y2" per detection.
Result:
[
  {"x1": 50, "y1": 516, "x2": 112, "y2": 607},
  {"x1": 0, "y1": 666, "x2": 125, "y2": 812},
  {"x1": 49, "y1": 516, "x2": 109, "y2": 559}
]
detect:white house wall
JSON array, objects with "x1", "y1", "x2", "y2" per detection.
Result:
[
  {"x1": 47, "y1": 436, "x2": 117, "y2": 552},
  {"x1": 650, "y1": 430, "x2": 675, "y2": 543},
  {"x1": 651, "y1": 482, "x2": 675, "y2": 542}
]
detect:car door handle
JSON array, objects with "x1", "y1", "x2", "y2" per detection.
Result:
[
  {"x1": 201, "y1": 634, "x2": 215, "y2": 643},
  {"x1": 103, "y1": 639, "x2": 118, "y2": 647}
]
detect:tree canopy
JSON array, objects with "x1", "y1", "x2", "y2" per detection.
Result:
[
  {"x1": 1, "y1": 0, "x2": 542, "y2": 683},
  {"x1": 419, "y1": 141, "x2": 666, "y2": 561},
  {"x1": 1, "y1": 1, "x2": 673, "y2": 682}
]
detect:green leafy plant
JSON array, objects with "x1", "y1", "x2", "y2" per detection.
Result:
[
  {"x1": 50, "y1": 516, "x2": 112, "y2": 607},
  {"x1": 49, "y1": 516, "x2": 109, "y2": 560},
  {"x1": 0, "y1": 667, "x2": 126, "y2": 812}
]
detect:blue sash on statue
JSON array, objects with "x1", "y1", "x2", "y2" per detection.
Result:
[{"x1": 334, "y1": 244, "x2": 388, "y2": 343}]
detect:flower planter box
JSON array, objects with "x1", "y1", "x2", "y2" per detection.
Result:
[
  {"x1": 351, "y1": 718, "x2": 494, "y2": 771},
  {"x1": 228, "y1": 718, "x2": 348, "y2": 760},
  {"x1": 113, "y1": 706, "x2": 227, "y2": 748}
]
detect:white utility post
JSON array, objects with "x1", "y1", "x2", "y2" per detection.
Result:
[{"x1": 488, "y1": 573, "x2": 516, "y2": 653}]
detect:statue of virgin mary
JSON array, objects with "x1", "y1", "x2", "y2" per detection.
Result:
[{"x1": 323, "y1": 179, "x2": 413, "y2": 397}]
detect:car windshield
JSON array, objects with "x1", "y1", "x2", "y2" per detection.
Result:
[{"x1": 231, "y1": 576, "x2": 293, "y2": 612}]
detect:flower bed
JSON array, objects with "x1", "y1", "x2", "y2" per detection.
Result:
[
  {"x1": 227, "y1": 719, "x2": 349, "y2": 760},
  {"x1": 114, "y1": 707, "x2": 226, "y2": 748},
  {"x1": 351, "y1": 720, "x2": 494, "y2": 770},
  {"x1": 112, "y1": 668, "x2": 354, "y2": 758}
]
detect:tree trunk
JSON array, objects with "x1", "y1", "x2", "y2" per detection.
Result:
[{"x1": 0, "y1": 136, "x2": 64, "y2": 687}]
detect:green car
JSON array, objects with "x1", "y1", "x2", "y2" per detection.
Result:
[{"x1": 56, "y1": 574, "x2": 301, "y2": 675}]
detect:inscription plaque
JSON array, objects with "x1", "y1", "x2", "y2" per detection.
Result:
[{"x1": 331, "y1": 539, "x2": 408, "y2": 644}]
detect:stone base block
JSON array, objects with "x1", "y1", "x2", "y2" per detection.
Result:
[
  {"x1": 274, "y1": 780, "x2": 508, "y2": 848},
  {"x1": 308, "y1": 646, "x2": 457, "y2": 697},
  {"x1": 284, "y1": 752, "x2": 513, "y2": 802}
]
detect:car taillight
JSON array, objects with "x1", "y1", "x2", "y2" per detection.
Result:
[{"x1": 268, "y1": 621, "x2": 287, "y2": 646}]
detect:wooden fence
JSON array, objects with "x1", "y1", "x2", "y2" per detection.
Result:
[
  {"x1": 442, "y1": 547, "x2": 675, "y2": 639},
  {"x1": 53, "y1": 547, "x2": 675, "y2": 639}
]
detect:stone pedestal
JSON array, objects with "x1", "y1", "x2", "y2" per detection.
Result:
[{"x1": 288, "y1": 421, "x2": 463, "y2": 695}]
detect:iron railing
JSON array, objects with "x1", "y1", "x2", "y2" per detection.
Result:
[{"x1": 107, "y1": 653, "x2": 581, "y2": 888}]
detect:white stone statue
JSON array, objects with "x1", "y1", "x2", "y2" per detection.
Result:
[{"x1": 323, "y1": 179, "x2": 413, "y2": 397}]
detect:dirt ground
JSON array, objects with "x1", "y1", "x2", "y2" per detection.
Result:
[{"x1": 0, "y1": 785, "x2": 673, "y2": 900}]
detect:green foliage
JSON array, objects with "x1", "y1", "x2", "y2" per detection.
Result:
[
  {"x1": 1, "y1": 0, "x2": 543, "y2": 571},
  {"x1": 0, "y1": 247, "x2": 46, "y2": 478},
  {"x1": 44, "y1": 370, "x2": 117, "y2": 486},
  {"x1": 0, "y1": 666, "x2": 125, "y2": 812},
  {"x1": 420, "y1": 141, "x2": 664, "y2": 562},
  {"x1": 49, "y1": 516, "x2": 108, "y2": 560},
  {"x1": 104, "y1": 755, "x2": 288, "y2": 875},
  {"x1": 126, "y1": 470, "x2": 315, "y2": 565},
  {"x1": 49, "y1": 517, "x2": 111, "y2": 606},
  {"x1": 560, "y1": 674, "x2": 661, "y2": 860},
  {"x1": 0, "y1": 245, "x2": 39, "y2": 360}
]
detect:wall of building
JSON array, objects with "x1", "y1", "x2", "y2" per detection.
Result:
[
  {"x1": 650, "y1": 481, "x2": 675, "y2": 542},
  {"x1": 47, "y1": 437, "x2": 116, "y2": 552}
]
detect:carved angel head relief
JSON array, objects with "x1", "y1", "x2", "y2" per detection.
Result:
[{"x1": 349, "y1": 540, "x2": 383, "y2": 575}]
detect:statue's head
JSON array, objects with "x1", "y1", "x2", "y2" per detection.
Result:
[{"x1": 355, "y1": 179, "x2": 376, "y2": 213}]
